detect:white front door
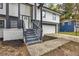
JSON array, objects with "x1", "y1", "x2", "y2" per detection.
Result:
[
  {"x1": 23, "y1": 16, "x2": 32, "y2": 30},
  {"x1": 23, "y1": 17, "x2": 29, "y2": 29}
]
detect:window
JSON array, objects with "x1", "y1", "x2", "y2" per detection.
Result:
[
  {"x1": 10, "y1": 20, "x2": 17, "y2": 28},
  {"x1": 0, "y1": 20, "x2": 4, "y2": 28},
  {"x1": 68, "y1": 22, "x2": 71, "y2": 25},
  {"x1": 52, "y1": 14, "x2": 56, "y2": 20},
  {"x1": 0, "y1": 3, "x2": 3, "y2": 9},
  {"x1": 62, "y1": 22, "x2": 64, "y2": 26},
  {"x1": 42, "y1": 10, "x2": 46, "y2": 18}
]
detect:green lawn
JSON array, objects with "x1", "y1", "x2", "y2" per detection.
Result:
[{"x1": 59, "y1": 32, "x2": 79, "y2": 36}]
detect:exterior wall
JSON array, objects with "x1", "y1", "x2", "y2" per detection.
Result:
[
  {"x1": 32, "y1": 5, "x2": 60, "y2": 36},
  {"x1": 9, "y1": 3, "x2": 32, "y2": 17},
  {"x1": 0, "y1": 3, "x2": 32, "y2": 17},
  {"x1": 0, "y1": 29, "x2": 3, "y2": 38},
  {"x1": 60, "y1": 21, "x2": 79, "y2": 32},
  {"x1": 74, "y1": 21, "x2": 79, "y2": 32},
  {"x1": 20, "y1": 4, "x2": 31, "y2": 19},
  {"x1": 9, "y1": 3, "x2": 18, "y2": 17},
  {"x1": 60, "y1": 21, "x2": 74, "y2": 32},
  {"x1": 43, "y1": 24, "x2": 56, "y2": 35},
  {"x1": 43, "y1": 11, "x2": 60, "y2": 23},
  {"x1": 56, "y1": 24, "x2": 59, "y2": 33},
  {"x1": 0, "y1": 3, "x2": 6, "y2": 15},
  {"x1": 33, "y1": 6, "x2": 60, "y2": 24},
  {"x1": 33, "y1": 6, "x2": 40, "y2": 20},
  {"x1": 3, "y1": 29, "x2": 23, "y2": 41},
  {"x1": 0, "y1": 17, "x2": 6, "y2": 38}
]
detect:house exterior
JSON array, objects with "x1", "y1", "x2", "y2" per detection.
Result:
[
  {"x1": 60, "y1": 19, "x2": 79, "y2": 32},
  {"x1": 0, "y1": 3, "x2": 60, "y2": 44}
]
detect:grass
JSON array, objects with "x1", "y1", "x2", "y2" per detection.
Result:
[{"x1": 59, "y1": 32, "x2": 79, "y2": 36}]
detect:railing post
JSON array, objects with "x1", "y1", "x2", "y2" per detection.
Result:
[
  {"x1": 34, "y1": 3, "x2": 37, "y2": 20},
  {"x1": 6, "y1": 3, "x2": 10, "y2": 28},
  {"x1": 18, "y1": 3, "x2": 21, "y2": 28},
  {"x1": 40, "y1": 3, "x2": 43, "y2": 41}
]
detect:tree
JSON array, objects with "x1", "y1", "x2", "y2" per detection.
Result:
[
  {"x1": 48, "y1": 3, "x2": 79, "y2": 20},
  {"x1": 72, "y1": 3, "x2": 79, "y2": 20},
  {"x1": 63, "y1": 3, "x2": 74, "y2": 19},
  {"x1": 48, "y1": 4, "x2": 61, "y2": 12}
]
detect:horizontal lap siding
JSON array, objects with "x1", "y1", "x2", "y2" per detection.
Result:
[
  {"x1": 0, "y1": 17, "x2": 6, "y2": 38},
  {"x1": 9, "y1": 3, "x2": 18, "y2": 17},
  {"x1": 20, "y1": 4, "x2": 31, "y2": 16},
  {"x1": 0, "y1": 4, "x2": 6, "y2": 15},
  {"x1": 3, "y1": 29, "x2": 23, "y2": 41},
  {"x1": 43, "y1": 11, "x2": 60, "y2": 23},
  {"x1": 0, "y1": 29, "x2": 3, "y2": 38},
  {"x1": 33, "y1": 6, "x2": 60, "y2": 24}
]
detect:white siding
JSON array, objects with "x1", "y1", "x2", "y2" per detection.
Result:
[
  {"x1": 43, "y1": 25, "x2": 55, "y2": 35},
  {"x1": 33, "y1": 6, "x2": 40, "y2": 20},
  {"x1": 20, "y1": 4, "x2": 31, "y2": 16},
  {"x1": 9, "y1": 3, "x2": 32, "y2": 18},
  {"x1": 0, "y1": 3, "x2": 6, "y2": 15},
  {"x1": 0, "y1": 29, "x2": 3, "y2": 38},
  {"x1": 3, "y1": 29, "x2": 23, "y2": 41},
  {"x1": 0, "y1": 3, "x2": 32, "y2": 17},
  {"x1": 0, "y1": 17, "x2": 6, "y2": 38},
  {"x1": 33, "y1": 6, "x2": 60, "y2": 23},
  {"x1": 33, "y1": 6, "x2": 60, "y2": 35},
  {"x1": 42, "y1": 11, "x2": 60, "y2": 23},
  {"x1": 9, "y1": 3, "x2": 18, "y2": 17}
]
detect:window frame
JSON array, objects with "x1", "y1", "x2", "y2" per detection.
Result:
[
  {"x1": 62, "y1": 22, "x2": 65, "y2": 26},
  {"x1": 68, "y1": 22, "x2": 71, "y2": 25},
  {"x1": 10, "y1": 20, "x2": 18, "y2": 28},
  {"x1": 52, "y1": 14, "x2": 56, "y2": 20},
  {"x1": 42, "y1": 10, "x2": 46, "y2": 18},
  {"x1": 0, "y1": 20, "x2": 4, "y2": 28},
  {"x1": 0, "y1": 3, "x2": 3, "y2": 9}
]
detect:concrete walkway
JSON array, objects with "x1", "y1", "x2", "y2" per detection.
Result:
[
  {"x1": 47, "y1": 33, "x2": 79, "y2": 43},
  {"x1": 27, "y1": 39, "x2": 70, "y2": 56}
]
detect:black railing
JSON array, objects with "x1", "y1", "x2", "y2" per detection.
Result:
[
  {"x1": 32, "y1": 20, "x2": 41, "y2": 38},
  {"x1": 22, "y1": 15, "x2": 42, "y2": 41}
]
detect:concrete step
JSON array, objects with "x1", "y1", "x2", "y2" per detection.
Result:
[
  {"x1": 26, "y1": 37, "x2": 39, "y2": 42},
  {"x1": 26, "y1": 40, "x2": 41, "y2": 45},
  {"x1": 26, "y1": 35, "x2": 39, "y2": 38}
]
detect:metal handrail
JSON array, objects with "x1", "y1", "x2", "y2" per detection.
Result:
[{"x1": 32, "y1": 20, "x2": 41, "y2": 29}]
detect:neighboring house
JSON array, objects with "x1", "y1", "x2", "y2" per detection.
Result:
[
  {"x1": 60, "y1": 19, "x2": 79, "y2": 32},
  {"x1": 0, "y1": 3, "x2": 60, "y2": 44}
]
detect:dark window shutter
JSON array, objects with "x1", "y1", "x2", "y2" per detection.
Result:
[
  {"x1": 17, "y1": 20, "x2": 22, "y2": 29},
  {"x1": 6, "y1": 19, "x2": 10, "y2": 28}
]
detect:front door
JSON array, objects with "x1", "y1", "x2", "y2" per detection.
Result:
[{"x1": 22, "y1": 16, "x2": 32, "y2": 30}]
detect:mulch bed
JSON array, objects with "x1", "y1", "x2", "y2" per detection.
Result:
[
  {"x1": 0, "y1": 39, "x2": 30, "y2": 56},
  {"x1": 43, "y1": 41, "x2": 79, "y2": 56}
]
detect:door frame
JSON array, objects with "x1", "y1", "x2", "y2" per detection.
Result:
[{"x1": 22, "y1": 15, "x2": 32, "y2": 29}]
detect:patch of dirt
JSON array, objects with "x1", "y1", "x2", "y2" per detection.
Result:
[
  {"x1": 43, "y1": 41, "x2": 79, "y2": 56},
  {"x1": 42, "y1": 35, "x2": 57, "y2": 42},
  {"x1": 0, "y1": 39, "x2": 30, "y2": 56}
]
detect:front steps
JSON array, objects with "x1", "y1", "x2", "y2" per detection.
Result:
[{"x1": 24, "y1": 29, "x2": 40, "y2": 45}]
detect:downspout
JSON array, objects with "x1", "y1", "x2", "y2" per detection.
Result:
[{"x1": 6, "y1": 3, "x2": 9, "y2": 28}]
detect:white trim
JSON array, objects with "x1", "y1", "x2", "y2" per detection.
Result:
[{"x1": 4, "y1": 19, "x2": 6, "y2": 28}]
